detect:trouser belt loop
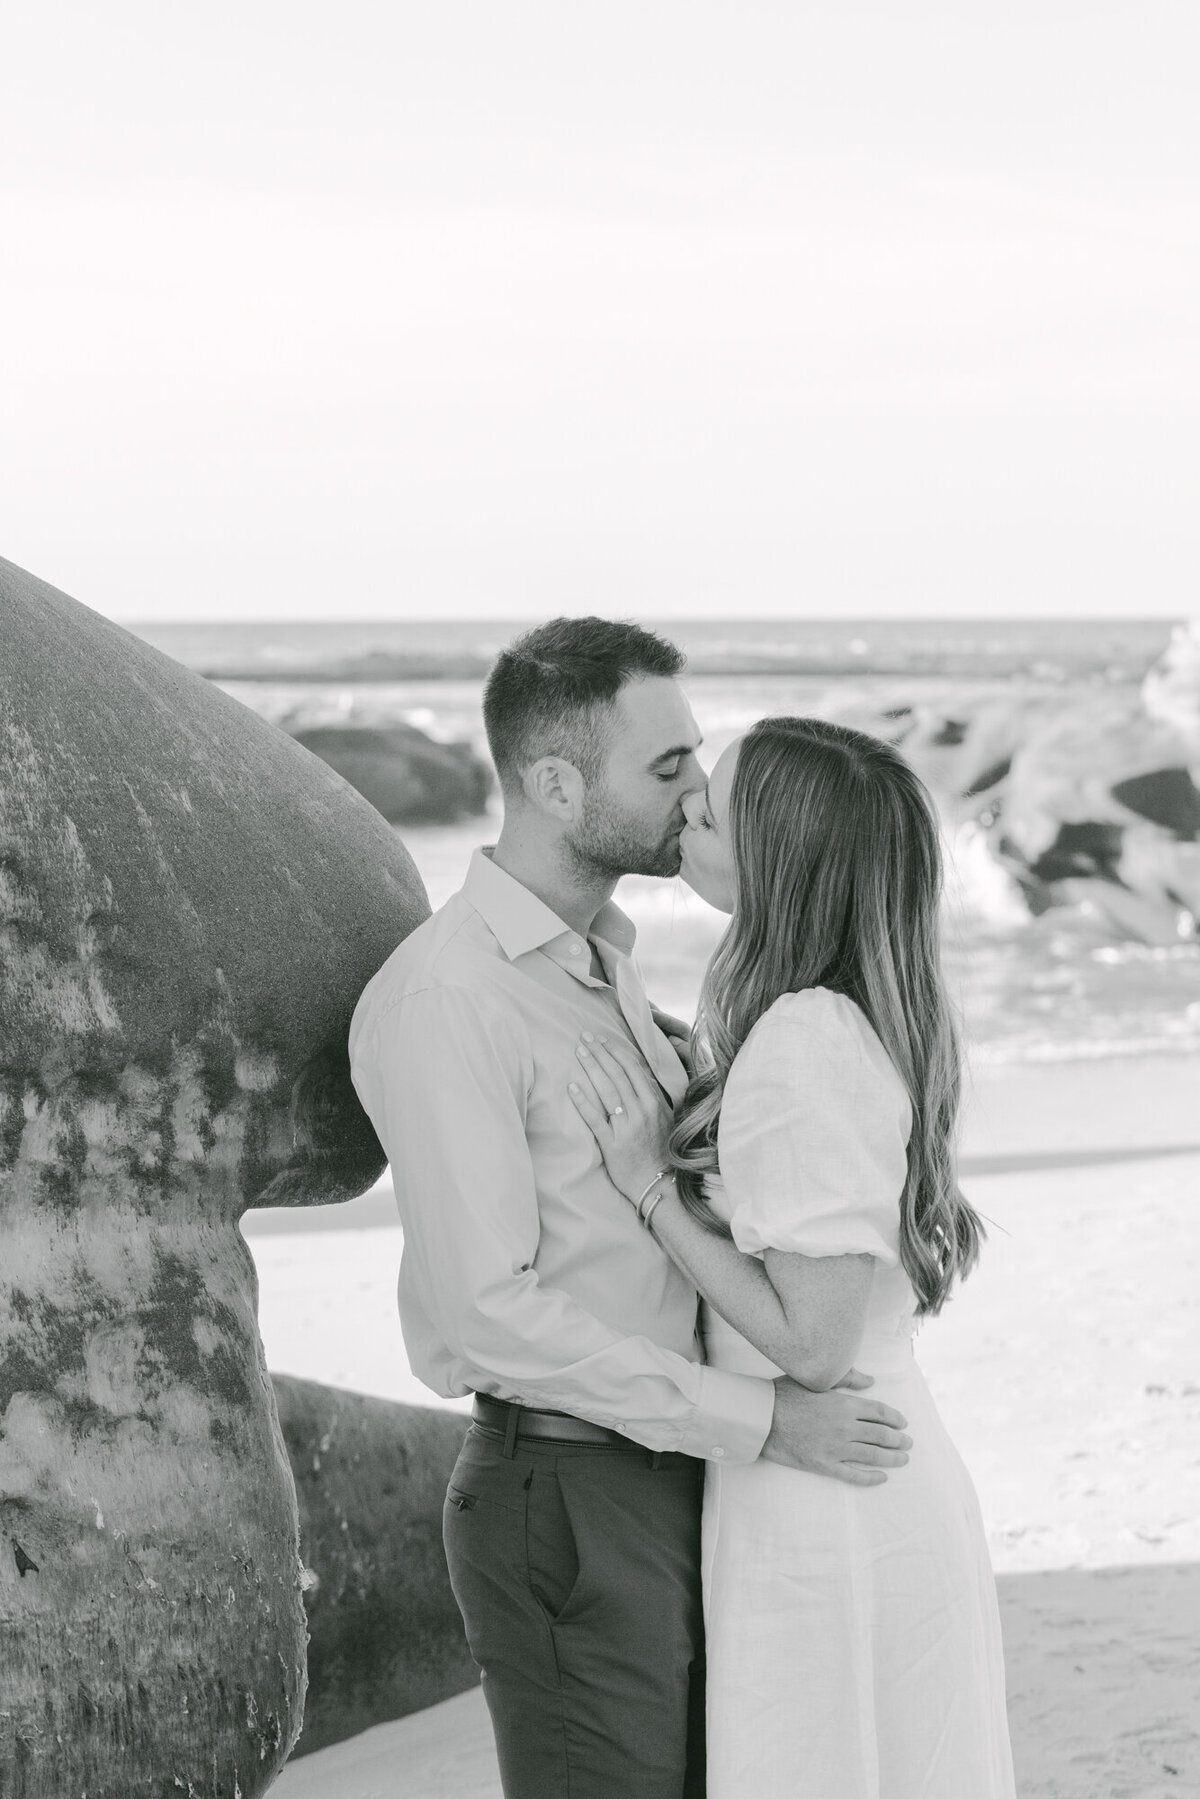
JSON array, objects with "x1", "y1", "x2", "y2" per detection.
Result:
[
  {"x1": 501, "y1": 1403, "x2": 520, "y2": 1460},
  {"x1": 649, "y1": 1451, "x2": 664, "y2": 1470}
]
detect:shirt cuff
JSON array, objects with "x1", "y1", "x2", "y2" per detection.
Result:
[{"x1": 675, "y1": 1364, "x2": 775, "y2": 1466}]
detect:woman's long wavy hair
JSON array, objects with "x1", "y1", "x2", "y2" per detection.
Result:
[{"x1": 671, "y1": 715, "x2": 982, "y2": 1316}]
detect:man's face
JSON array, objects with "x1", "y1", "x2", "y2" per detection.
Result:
[{"x1": 566, "y1": 675, "x2": 705, "y2": 880}]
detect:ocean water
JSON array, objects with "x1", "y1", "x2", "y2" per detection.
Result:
[
  {"x1": 132, "y1": 617, "x2": 1200, "y2": 1066},
  {"x1": 134, "y1": 617, "x2": 1172, "y2": 686}
]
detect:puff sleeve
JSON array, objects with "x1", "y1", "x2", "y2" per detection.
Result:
[{"x1": 717, "y1": 990, "x2": 911, "y2": 1265}]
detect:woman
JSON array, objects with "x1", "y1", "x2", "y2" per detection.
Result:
[{"x1": 568, "y1": 716, "x2": 1015, "y2": 1799}]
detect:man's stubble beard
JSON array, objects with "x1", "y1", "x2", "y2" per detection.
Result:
[{"x1": 564, "y1": 784, "x2": 682, "y2": 882}]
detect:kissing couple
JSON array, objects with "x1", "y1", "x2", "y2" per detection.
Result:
[{"x1": 349, "y1": 617, "x2": 1016, "y2": 1799}]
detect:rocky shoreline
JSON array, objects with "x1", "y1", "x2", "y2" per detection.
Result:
[{"x1": 827, "y1": 621, "x2": 1200, "y2": 944}]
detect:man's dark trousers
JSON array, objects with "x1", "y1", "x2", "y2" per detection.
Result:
[{"x1": 443, "y1": 1421, "x2": 706, "y2": 1798}]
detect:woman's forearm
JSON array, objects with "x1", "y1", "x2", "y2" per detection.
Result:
[{"x1": 645, "y1": 1179, "x2": 859, "y2": 1389}]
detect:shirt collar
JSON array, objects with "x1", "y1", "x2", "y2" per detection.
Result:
[{"x1": 462, "y1": 847, "x2": 637, "y2": 964}]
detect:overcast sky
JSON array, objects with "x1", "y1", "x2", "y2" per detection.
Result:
[{"x1": 2, "y1": 3, "x2": 1198, "y2": 622}]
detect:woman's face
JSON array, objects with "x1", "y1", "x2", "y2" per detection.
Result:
[{"x1": 679, "y1": 736, "x2": 740, "y2": 913}]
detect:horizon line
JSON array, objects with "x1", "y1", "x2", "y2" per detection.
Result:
[{"x1": 115, "y1": 612, "x2": 1186, "y2": 628}]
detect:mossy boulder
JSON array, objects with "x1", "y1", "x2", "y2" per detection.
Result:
[
  {"x1": 0, "y1": 554, "x2": 429, "y2": 1797},
  {"x1": 274, "y1": 1380, "x2": 475, "y2": 1757}
]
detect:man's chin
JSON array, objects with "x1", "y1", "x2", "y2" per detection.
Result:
[
  {"x1": 643, "y1": 840, "x2": 684, "y2": 880},
  {"x1": 607, "y1": 846, "x2": 681, "y2": 881}
]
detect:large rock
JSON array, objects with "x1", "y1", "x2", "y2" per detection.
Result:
[
  {"x1": 291, "y1": 724, "x2": 492, "y2": 825},
  {"x1": 274, "y1": 1381, "x2": 474, "y2": 1757},
  {"x1": 828, "y1": 667, "x2": 1200, "y2": 944},
  {"x1": 991, "y1": 697, "x2": 1200, "y2": 940},
  {"x1": 0, "y1": 555, "x2": 430, "y2": 1797}
]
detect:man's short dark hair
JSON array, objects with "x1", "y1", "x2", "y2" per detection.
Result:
[{"x1": 482, "y1": 616, "x2": 686, "y2": 792}]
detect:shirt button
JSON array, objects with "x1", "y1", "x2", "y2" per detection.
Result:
[
  {"x1": 568, "y1": 943, "x2": 582, "y2": 955},
  {"x1": 710, "y1": 1447, "x2": 726, "y2": 1459}
]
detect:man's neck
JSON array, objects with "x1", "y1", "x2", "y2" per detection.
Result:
[{"x1": 490, "y1": 830, "x2": 615, "y2": 940}]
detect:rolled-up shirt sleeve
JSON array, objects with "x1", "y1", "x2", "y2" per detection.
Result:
[{"x1": 352, "y1": 981, "x2": 773, "y2": 1464}]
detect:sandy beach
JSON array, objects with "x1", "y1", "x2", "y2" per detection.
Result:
[{"x1": 251, "y1": 1053, "x2": 1200, "y2": 1798}]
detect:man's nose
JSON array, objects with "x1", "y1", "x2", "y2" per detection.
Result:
[{"x1": 678, "y1": 753, "x2": 707, "y2": 795}]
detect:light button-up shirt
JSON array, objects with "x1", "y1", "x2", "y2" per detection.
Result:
[{"x1": 348, "y1": 848, "x2": 774, "y2": 1463}]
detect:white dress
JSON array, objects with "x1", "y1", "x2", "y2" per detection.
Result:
[{"x1": 702, "y1": 988, "x2": 1016, "y2": 1799}]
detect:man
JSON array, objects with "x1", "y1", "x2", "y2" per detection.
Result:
[{"x1": 348, "y1": 617, "x2": 911, "y2": 1799}]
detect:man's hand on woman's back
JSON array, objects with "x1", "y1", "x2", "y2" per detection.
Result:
[{"x1": 761, "y1": 1376, "x2": 912, "y2": 1487}]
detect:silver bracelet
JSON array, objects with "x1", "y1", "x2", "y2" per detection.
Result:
[
  {"x1": 634, "y1": 1169, "x2": 670, "y2": 1221},
  {"x1": 641, "y1": 1185, "x2": 668, "y2": 1233}
]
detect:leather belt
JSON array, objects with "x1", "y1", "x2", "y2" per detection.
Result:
[{"x1": 471, "y1": 1392, "x2": 634, "y2": 1448}]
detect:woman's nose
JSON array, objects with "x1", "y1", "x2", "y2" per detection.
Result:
[{"x1": 681, "y1": 789, "x2": 704, "y2": 827}]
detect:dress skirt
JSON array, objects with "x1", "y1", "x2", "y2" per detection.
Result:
[{"x1": 702, "y1": 1338, "x2": 1016, "y2": 1799}]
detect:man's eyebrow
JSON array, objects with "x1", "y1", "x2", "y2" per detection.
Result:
[{"x1": 648, "y1": 741, "x2": 702, "y2": 767}]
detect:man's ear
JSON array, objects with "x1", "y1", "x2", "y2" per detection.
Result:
[{"x1": 524, "y1": 756, "x2": 585, "y2": 821}]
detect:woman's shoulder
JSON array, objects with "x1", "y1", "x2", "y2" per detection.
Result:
[
  {"x1": 743, "y1": 986, "x2": 872, "y2": 1058},
  {"x1": 734, "y1": 988, "x2": 908, "y2": 1108}
]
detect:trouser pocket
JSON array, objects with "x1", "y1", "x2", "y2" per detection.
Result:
[{"x1": 524, "y1": 1467, "x2": 580, "y2": 1624}]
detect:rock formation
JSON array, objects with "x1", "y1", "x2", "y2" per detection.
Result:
[
  {"x1": 0, "y1": 555, "x2": 430, "y2": 1797},
  {"x1": 989, "y1": 696, "x2": 1200, "y2": 938},
  {"x1": 291, "y1": 723, "x2": 492, "y2": 825},
  {"x1": 830, "y1": 639, "x2": 1200, "y2": 945},
  {"x1": 274, "y1": 1380, "x2": 474, "y2": 1757}
]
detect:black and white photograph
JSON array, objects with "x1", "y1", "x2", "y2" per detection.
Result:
[{"x1": 2, "y1": 7, "x2": 1198, "y2": 1797}]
